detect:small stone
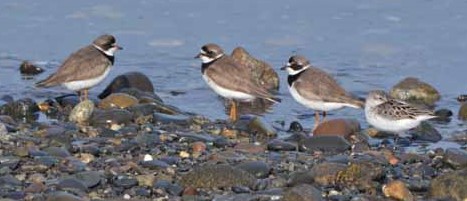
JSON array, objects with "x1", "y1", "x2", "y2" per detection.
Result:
[
  {"x1": 114, "y1": 175, "x2": 138, "y2": 188},
  {"x1": 234, "y1": 142, "x2": 267, "y2": 153},
  {"x1": 313, "y1": 118, "x2": 360, "y2": 141},
  {"x1": 434, "y1": 108, "x2": 453, "y2": 121},
  {"x1": 43, "y1": 147, "x2": 71, "y2": 158},
  {"x1": 236, "y1": 161, "x2": 270, "y2": 179},
  {"x1": 192, "y1": 141, "x2": 206, "y2": 153},
  {"x1": 389, "y1": 77, "x2": 440, "y2": 106},
  {"x1": 458, "y1": 102, "x2": 467, "y2": 121},
  {"x1": 45, "y1": 191, "x2": 84, "y2": 201},
  {"x1": 180, "y1": 164, "x2": 256, "y2": 188},
  {"x1": 429, "y1": 169, "x2": 467, "y2": 201},
  {"x1": 69, "y1": 100, "x2": 94, "y2": 124},
  {"x1": 136, "y1": 174, "x2": 156, "y2": 187},
  {"x1": 299, "y1": 136, "x2": 351, "y2": 153},
  {"x1": 179, "y1": 151, "x2": 190, "y2": 158},
  {"x1": 72, "y1": 171, "x2": 103, "y2": 188},
  {"x1": 99, "y1": 71, "x2": 155, "y2": 99},
  {"x1": 267, "y1": 139, "x2": 297, "y2": 151},
  {"x1": 57, "y1": 178, "x2": 88, "y2": 193},
  {"x1": 283, "y1": 184, "x2": 323, "y2": 201},
  {"x1": 19, "y1": 60, "x2": 44, "y2": 76},
  {"x1": 382, "y1": 180, "x2": 414, "y2": 201},
  {"x1": 143, "y1": 154, "x2": 153, "y2": 161},
  {"x1": 288, "y1": 121, "x2": 304, "y2": 132},
  {"x1": 98, "y1": 93, "x2": 139, "y2": 109},
  {"x1": 443, "y1": 148, "x2": 467, "y2": 169},
  {"x1": 89, "y1": 108, "x2": 132, "y2": 127}
]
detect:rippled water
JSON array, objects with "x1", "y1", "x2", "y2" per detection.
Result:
[{"x1": 0, "y1": 0, "x2": 465, "y2": 146}]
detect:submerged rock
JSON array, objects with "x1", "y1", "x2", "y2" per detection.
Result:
[
  {"x1": 231, "y1": 46, "x2": 279, "y2": 91},
  {"x1": 389, "y1": 77, "x2": 440, "y2": 106},
  {"x1": 0, "y1": 98, "x2": 39, "y2": 122},
  {"x1": 19, "y1": 60, "x2": 44, "y2": 76},
  {"x1": 409, "y1": 122, "x2": 442, "y2": 142},
  {"x1": 99, "y1": 71, "x2": 155, "y2": 99}
]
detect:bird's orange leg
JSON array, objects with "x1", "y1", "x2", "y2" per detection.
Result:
[{"x1": 229, "y1": 100, "x2": 238, "y2": 122}]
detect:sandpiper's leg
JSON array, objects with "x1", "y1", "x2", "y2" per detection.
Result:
[
  {"x1": 83, "y1": 89, "x2": 89, "y2": 101},
  {"x1": 229, "y1": 100, "x2": 238, "y2": 122}
]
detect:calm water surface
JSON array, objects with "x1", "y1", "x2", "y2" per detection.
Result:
[{"x1": 0, "y1": 0, "x2": 466, "y2": 147}]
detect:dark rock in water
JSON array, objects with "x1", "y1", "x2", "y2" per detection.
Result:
[
  {"x1": 443, "y1": 148, "x2": 467, "y2": 169},
  {"x1": 0, "y1": 98, "x2": 39, "y2": 122},
  {"x1": 389, "y1": 77, "x2": 440, "y2": 106},
  {"x1": 236, "y1": 161, "x2": 271, "y2": 179},
  {"x1": 433, "y1": 108, "x2": 453, "y2": 122},
  {"x1": 89, "y1": 108, "x2": 133, "y2": 128},
  {"x1": 19, "y1": 60, "x2": 44, "y2": 76},
  {"x1": 45, "y1": 191, "x2": 84, "y2": 201},
  {"x1": 458, "y1": 94, "x2": 467, "y2": 102},
  {"x1": 98, "y1": 93, "x2": 139, "y2": 109},
  {"x1": 429, "y1": 169, "x2": 467, "y2": 200},
  {"x1": 458, "y1": 102, "x2": 467, "y2": 120},
  {"x1": 299, "y1": 136, "x2": 351, "y2": 153},
  {"x1": 313, "y1": 118, "x2": 360, "y2": 141},
  {"x1": 283, "y1": 184, "x2": 323, "y2": 201},
  {"x1": 288, "y1": 121, "x2": 304, "y2": 132},
  {"x1": 410, "y1": 122, "x2": 442, "y2": 142},
  {"x1": 99, "y1": 71, "x2": 155, "y2": 99},
  {"x1": 180, "y1": 164, "x2": 256, "y2": 188},
  {"x1": 231, "y1": 46, "x2": 279, "y2": 91}
]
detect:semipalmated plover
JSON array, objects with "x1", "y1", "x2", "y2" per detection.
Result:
[
  {"x1": 365, "y1": 90, "x2": 436, "y2": 136},
  {"x1": 36, "y1": 34, "x2": 122, "y2": 101},
  {"x1": 281, "y1": 55, "x2": 363, "y2": 131},
  {"x1": 195, "y1": 43, "x2": 280, "y2": 121}
]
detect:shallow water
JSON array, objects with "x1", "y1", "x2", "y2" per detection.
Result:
[{"x1": 0, "y1": 0, "x2": 466, "y2": 144}]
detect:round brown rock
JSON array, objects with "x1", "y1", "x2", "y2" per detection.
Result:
[
  {"x1": 313, "y1": 118, "x2": 360, "y2": 140},
  {"x1": 231, "y1": 46, "x2": 279, "y2": 91},
  {"x1": 389, "y1": 77, "x2": 440, "y2": 106},
  {"x1": 98, "y1": 93, "x2": 139, "y2": 109},
  {"x1": 383, "y1": 180, "x2": 414, "y2": 201}
]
